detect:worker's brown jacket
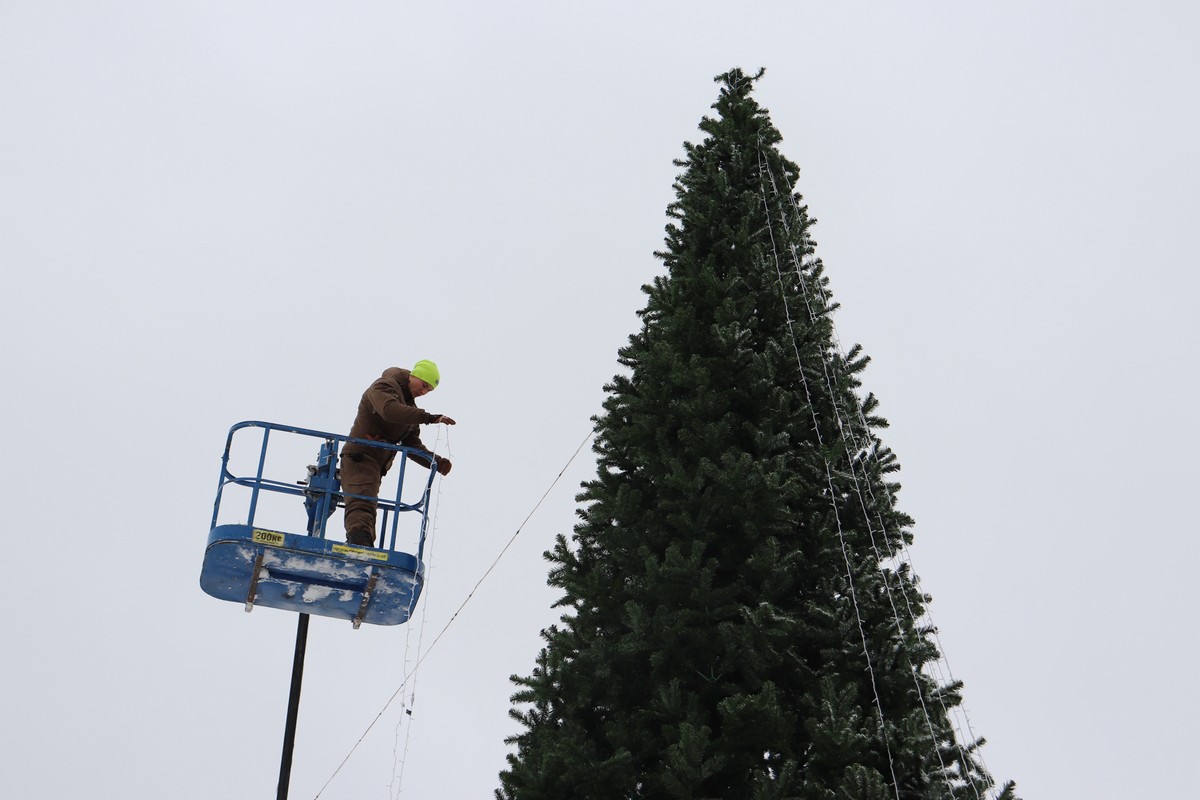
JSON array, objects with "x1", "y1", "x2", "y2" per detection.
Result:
[{"x1": 343, "y1": 367, "x2": 436, "y2": 465}]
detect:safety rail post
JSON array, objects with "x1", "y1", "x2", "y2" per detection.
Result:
[
  {"x1": 211, "y1": 434, "x2": 236, "y2": 530},
  {"x1": 246, "y1": 425, "x2": 272, "y2": 528},
  {"x1": 388, "y1": 454, "x2": 409, "y2": 551},
  {"x1": 415, "y1": 465, "x2": 436, "y2": 564}
]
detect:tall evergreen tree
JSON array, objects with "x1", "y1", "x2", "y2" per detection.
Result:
[{"x1": 498, "y1": 69, "x2": 1017, "y2": 800}]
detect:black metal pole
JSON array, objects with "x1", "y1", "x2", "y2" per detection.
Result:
[{"x1": 277, "y1": 612, "x2": 310, "y2": 800}]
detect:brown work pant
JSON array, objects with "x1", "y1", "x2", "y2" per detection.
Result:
[{"x1": 341, "y1": 452, "x2": 391, "y2": 542}]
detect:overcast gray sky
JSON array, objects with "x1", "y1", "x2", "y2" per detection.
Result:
[{"x1": 2, "y1": 2, "x2": 1196, "y2": 798}]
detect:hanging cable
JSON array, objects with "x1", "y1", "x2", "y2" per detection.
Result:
[
  {"x1": 314, "y1": 428, "x2": 595, "y2": 799},
  {"x1": 767, "y1": 156, "x2": 993, "y2": 797},
  {"x1": 389, "y1": 427, "x2": 450, "y2": 799},
  {"x1": 757, "y1": 138, "x2": 991, "y2": 798},
  {"x1": 754, "y1": 140, "x2": 903, "y2": 800},
  {"x1": 757, "y1": 142, "x2": 958, "y2": 795}
]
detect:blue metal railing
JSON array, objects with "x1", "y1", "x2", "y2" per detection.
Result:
[{"x1": 210, "y1": 420, "x2": 439, "y2": 560}]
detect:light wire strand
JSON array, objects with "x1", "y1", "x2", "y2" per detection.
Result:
[
  {"x1": 755, "y1": 141, "x2": 903, "y2": 800},
  {"x1": 768, "y1": 152, "x2": 992, "y2": 796},
  {"x1": 313, "y1": 429, "x2": 595, "y2": 798},
  {"x1": 758, "y1": 138, "x2": 990, "y2": 798},
  {"x1": 390, "y1": 427, "x2": 450, "y2": 798}
]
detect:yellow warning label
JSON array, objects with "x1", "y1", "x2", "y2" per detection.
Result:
[
  {"x1": 332, "y1": 544, "x2": 389, "y2": 562},
  {"x1": 252, "y1": 529, "x2": 286, "y2": 546}
]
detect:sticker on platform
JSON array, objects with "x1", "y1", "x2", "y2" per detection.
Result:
[
  {"x1": 252, "y1": 529, "x2": 286, "y2": 546},
  {"x1": 332, "y1": 544, "x2": 389, "y2": 562}
]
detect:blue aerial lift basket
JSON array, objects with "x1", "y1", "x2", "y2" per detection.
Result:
[{"x1": 200, "y1": 421, "x2": 438, "y2": 628}]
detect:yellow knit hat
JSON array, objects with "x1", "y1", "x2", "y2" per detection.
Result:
[{"x1": 411, "y1": 359, "x2": 440, "y2": 388}]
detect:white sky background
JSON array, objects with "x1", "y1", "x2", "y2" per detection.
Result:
[{"x1": 2, "y1": 2, "x2": 1196, "y2": 798}]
